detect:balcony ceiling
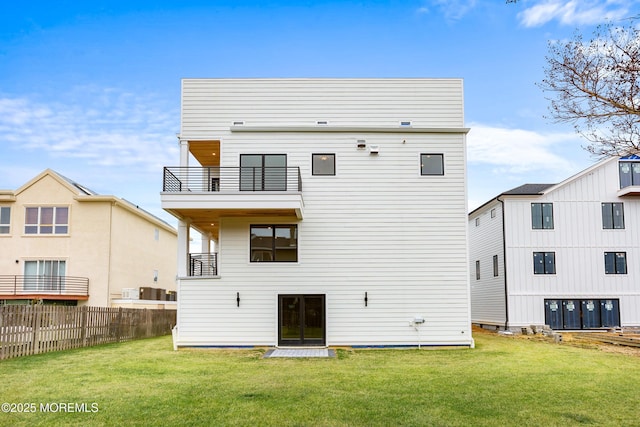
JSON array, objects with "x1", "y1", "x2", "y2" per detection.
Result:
[
  {"x1": 165, "y1": 207, "x2": 300, "y2": 237},
  {"x1": 190, "y1": 140, "x2": 220, "y2": 167}
]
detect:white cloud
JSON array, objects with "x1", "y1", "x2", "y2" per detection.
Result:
[
  {"x1": 466, "y1": 123, "x2": 597, "y2": 211},
  {"x1": 518, "y1": 0, "x2": 635, "y2": 27},
  {"x1": 467, "y1": 123, "x2": 581, "y2": 174},
  {"x1": 420, "y1": 0, "x2": 477, "y2": 21},
  {"x1": 0, "y1": 88, "x2": 179, "y2": 172}
]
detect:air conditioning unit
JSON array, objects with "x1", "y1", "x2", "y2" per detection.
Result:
[{"x1": 121, "y1": 288, "x2": 139, "y2": 300}]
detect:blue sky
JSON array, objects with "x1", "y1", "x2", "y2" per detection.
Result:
[{"x1": 1, "y1": 0, "x2": 639, "y2": 225}]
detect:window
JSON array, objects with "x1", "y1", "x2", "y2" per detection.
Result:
[
  {"x1": 24, "y1": 260, "x2": 66, "y2": 291},
  {"x1": 619, "y1": 161, "x2": 640, "y2": 188},
  {"x1": 475, "y1": 260, "x2": 480, "y2": 280},
  {"x1": 312, "y1": 153, "x2": 335, "y2": 176},
  {"x1": 533, "y1": 252, "x2": 556, "y2": 274},
  {"x1": 602, "y1": 203, "x2": 624, "y2": 229},
  {"x1": 25, "y1": 206, "x2": 69, "y2": 235},
  {"x1": 531, "y1": 203, "x2": 553, "y2": 229},
  {"x1": 475, "y1": 217, "x2": 480, "y2": 227},
  {"x1": 493, "y1": 255, "x2": 499, "y2": 277},
  {"x1": 491, "y1": 208, "x2": 496, "y2": 218},
  {"x1": 250, "y1": 225, "x2": 298, "y2": 262},
  {"x1": 240, "y1": 154, "x2": 287, "y2": 191},
  {"x1": 0, "y1": 207, "x2": 10, "y2": 234},
  {"x1": 420, "y1": 154, "x2": 444, "y2": 176},
  {"x1": 605, "y1": 252, "x2": 627, "y2": 274}
]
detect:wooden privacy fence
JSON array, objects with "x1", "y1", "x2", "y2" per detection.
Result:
[{"x1": 0, "y1": 305, "x2": 176, "y2": 360}]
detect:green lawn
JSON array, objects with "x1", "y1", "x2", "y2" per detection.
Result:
[{"x1": 0, "y1": 332, "x2": 638, "y2": 426}]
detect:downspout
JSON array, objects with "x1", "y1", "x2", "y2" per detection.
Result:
[
  {"x1": 498, "y1": 197, "x2": 509, "y2": 331},
  {"x1": 107, "y1": 202, "x2": 114, "y2": 306}
]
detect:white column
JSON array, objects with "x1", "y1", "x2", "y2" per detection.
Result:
[
  {"x1": 179, "y1": 139, "x2": 189, "y2": 167},
  {"x1": 201, "y1": 232, "x2": 211, "y2": 254},
  {"x1": 177, "y1": 219, "x2": 191, "y2": 277}
]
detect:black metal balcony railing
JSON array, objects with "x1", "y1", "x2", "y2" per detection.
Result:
[
  {"x1": 189, "y1": 253, "x2": 218, "y2": 277},
  {"x1": 0, "y1": 276, "x2": 90, "y2": 297},
  {"x1": 163, "y1": 167, "x2": 302, "y2": 193}
]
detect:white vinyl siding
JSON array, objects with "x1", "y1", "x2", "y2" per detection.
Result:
[
  {"x1": 468, "y1": 200, "x2": 506, "y2": 327},
  {"x1": 501, "y1": 157, "x2": 640, "y2": 329},
  {"x1": 175, "y1": 78, "x2": 471, "y2": 347},
  {"x1": 181, "y1": 78, "x2": 465, "y2": 137}
]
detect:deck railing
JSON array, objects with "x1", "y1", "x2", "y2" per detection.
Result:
[
  {"x1": 0, "y1": 276, "x2": 89, "y2": 297},
  {"x1": 163, "y1": 167, "x2": 302, "y2": 193},
  {"x1": 189, "y1": 253, "x2": 218, "y2": 277}
]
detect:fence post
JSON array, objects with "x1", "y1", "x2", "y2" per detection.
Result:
[
  {"x1": 32, "y1": 305, "x2": 42, "y2": 355},
  {"x1": 80, "y1": 306, "x2": 88, "y2": 347},
  {"x1": 117, "y1": 307, "x2": 123, "y2": 343}
]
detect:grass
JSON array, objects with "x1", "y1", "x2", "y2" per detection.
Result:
[{"x1": 0, "y1": 332, "x2": 639, "y2": 426}]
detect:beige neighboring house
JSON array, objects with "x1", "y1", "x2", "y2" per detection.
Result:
[{"x1": 0, "y1": 169, "x2": 177, "y2": 308}]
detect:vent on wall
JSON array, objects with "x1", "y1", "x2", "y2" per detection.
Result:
[
  {"x1": 369, "y1": 144, "x2": 379, "y2": 155},
  {"x1": 356, "y1": 139, "x2": 366, "y2": 149},
  {"x1": 232, "y1": 121, "x2": 245, "y2": 126},
  {"x1": 399, "y1": 121, "x2": 412, "y2": 127},
  {"x1": 316, "y1": 120, "x2": 329, "y2": 125}
]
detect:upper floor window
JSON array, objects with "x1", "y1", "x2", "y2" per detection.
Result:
[
  {"x1": 531, "y1": 203, "x2": 553, "y2": 229},
  {"x1": 312, "y1": 154, "x2": 336, "y2": 176},
  {"x1": 240, "y1": 154, "x2": 287, "y2": 191},
  {"x1": 0, "y1": 206, "x2": 10, "y2": 234},
  {"x1": 250, "y1": 225, "x2": 298, "y2": 262},
  {"x1": 420, "y1": 154, "x2": 444, "y2": 176},
  {"x1": 619, "y1": 160, "x2": 640, "y2": 188},
  {"x1": 493, "y1": 255, "x2": 499, "y2": 277},
  {"x1": 602, "y1": 203, "x2": 624, "y2": 229},
  {"x1": 475, "y1": 260, "x2": 480, "y2": 280},
  {"x1": 604, "y1": 252, "x2": 627, "y2": 274},
  {"x1": 533, "y1": 252, "x2": 556, "y2": 274},
  {"x1": 475, "y1": 217, "x2": 480, "y2": 227},
  {"x1": 490, "y1": 208, "x2": 496, "y2": 218},
  {"x1": 25, "y1": 206, "x2": 69, "y2": 235}
]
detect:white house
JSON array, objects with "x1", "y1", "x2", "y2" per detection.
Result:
[
  {"x1": 162, "y1": 78, "x2": 473, "y2": 348},
  {"x1": 469, "y1": 155, "x2": 640, "y2": 331}
]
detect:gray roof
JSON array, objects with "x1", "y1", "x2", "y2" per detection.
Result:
[
  {"x1": 52, "y1": 170, "x2": 99, "y2": 195},
  {"x1": 501, "y1": 183, "x2": 555, "y2": 196},
  {"x1": 469, "y1": 183, "x2": 556, "y2": 217}
]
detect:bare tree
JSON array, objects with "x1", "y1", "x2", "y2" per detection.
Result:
[{"x1": 539, "y1": 22, "x2": 640, "y2": 157}]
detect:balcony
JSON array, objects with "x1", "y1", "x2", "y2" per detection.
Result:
[
  {"x1": 161, "y1": 167, "x2": 304, "y2": 236},
  {"x1": 189, "y1": 253, "x2": 218, "y2": 277},
  {"x1": 0, "y1": 276, "x2": 90, "y2": 301}
]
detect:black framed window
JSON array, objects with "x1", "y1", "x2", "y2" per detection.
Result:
[
  {"x1": 533, "y1": 252, "x2": 556, "y2": 274},
  {"x1": 250, "y1": 225, "x2": 297, "y2": 262},
  {"x1": 240, "y1": 154, "x2": 287, "y2": 191},
  {"x1": 493, "y1": 255, "x2": 499, "y2": 277},
  {"x1": 619, "y1": 161, "x2": 640, "y2": 188},
  {"x1": 475, "y1": 260, "x2": 480, "y2": 280},
  {"x1": 420, "y1": 154, "x2": 444, "y2": 176},
  {"x1": 312, "y1": 154, "x2": 335, "y2": 176},
  {"x1": 604, "y1": 252, "x2": 627, "y2": 274},
  {"x1": 531, "y1": 203, "x2": 553, "y2": 229},
  {"x1": 602, "y1": 203, "x2": 624, "y2": 229}
]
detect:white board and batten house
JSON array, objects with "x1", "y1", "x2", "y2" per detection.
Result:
[
  {"x1": 469, "y1": 155, "x2": 640, "y2": 332},
  {"x1": 162, "y1": 78, "x2": 474, "y2": 348}
]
